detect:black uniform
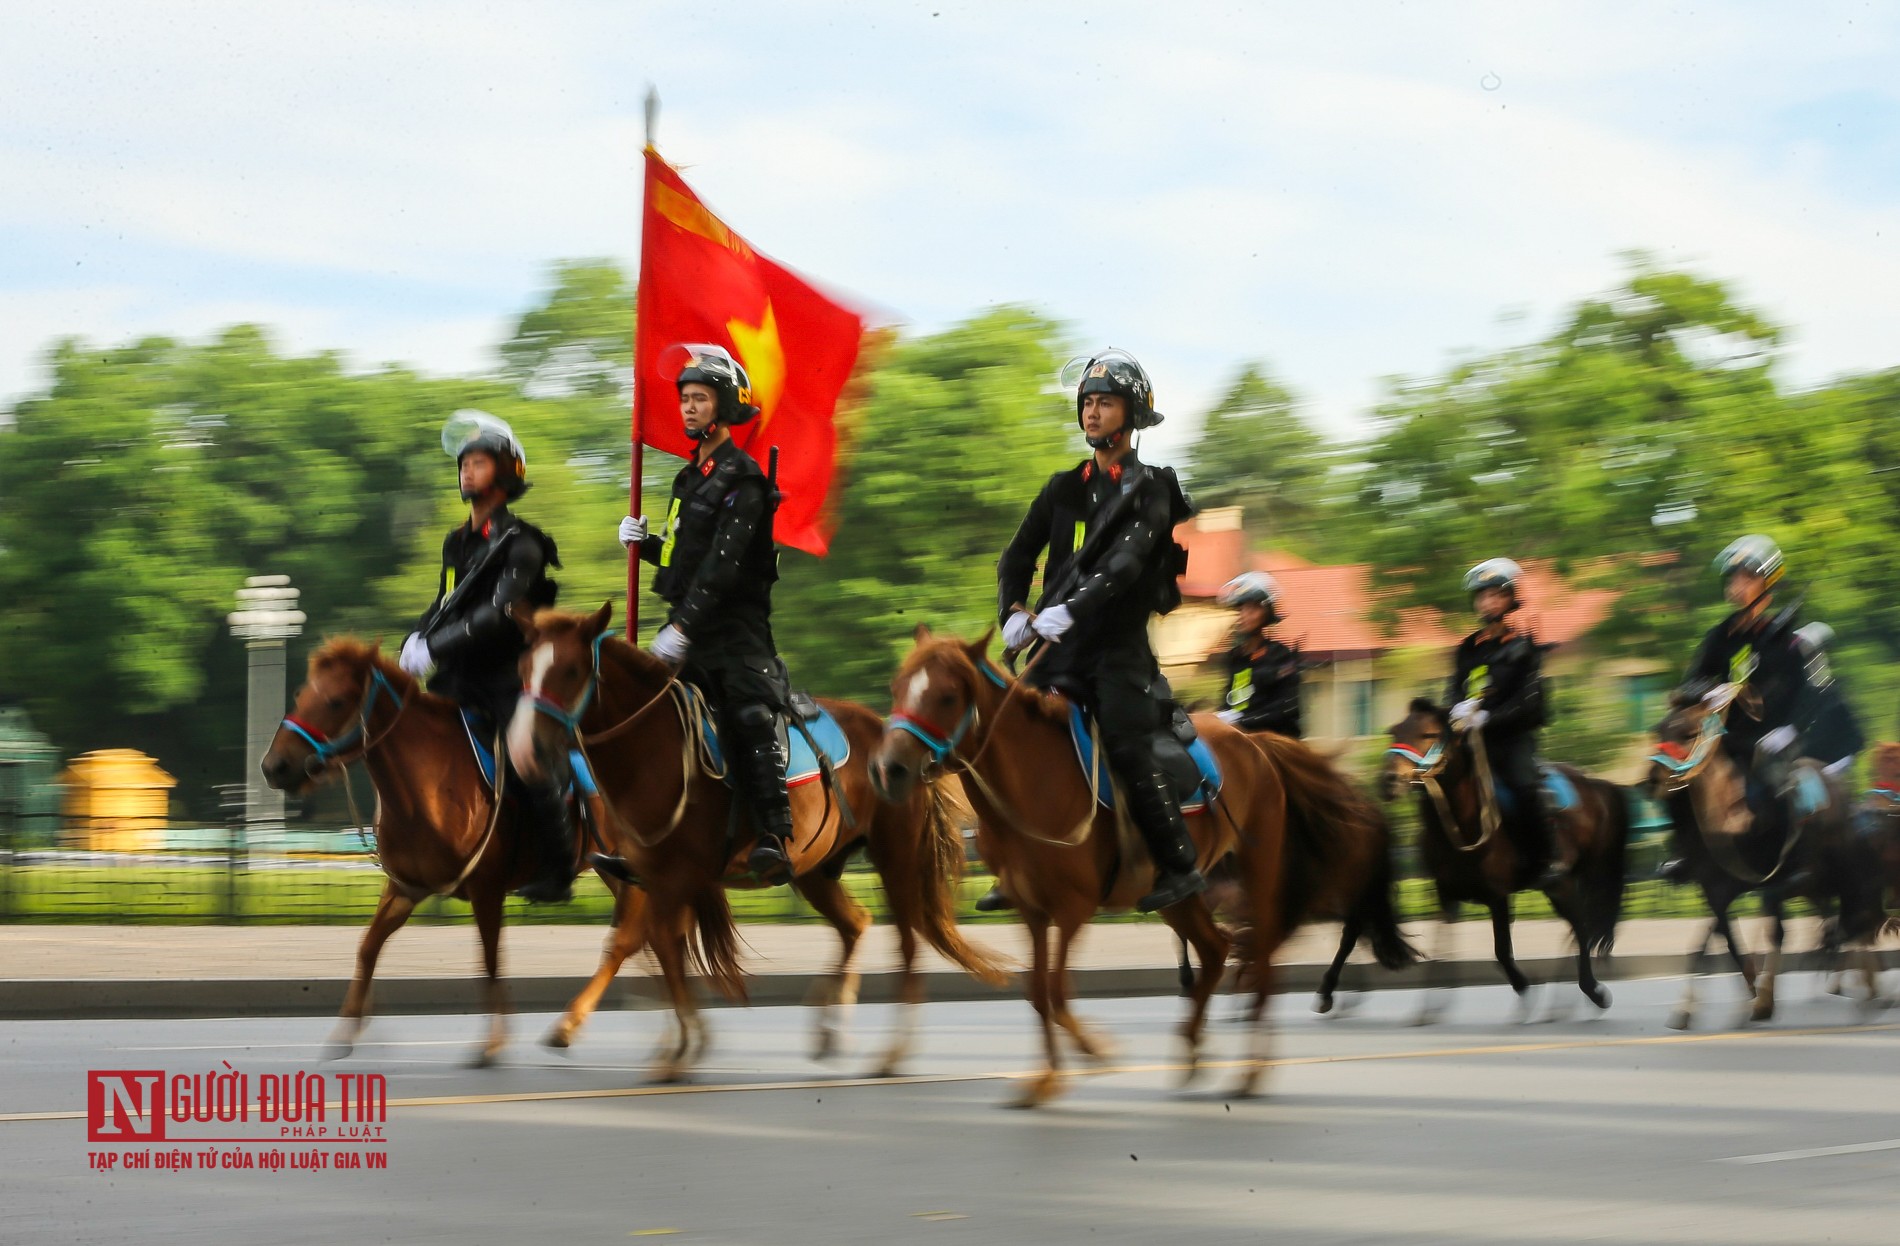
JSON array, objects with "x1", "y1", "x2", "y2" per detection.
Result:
[
  {"x1": 634, "y1": 439, "x2": 792, "y2": 850},
  {"x1": 1222, "y1": 638, "x2": 1303, "y2": 737},
  {"x1": 1799, "y1": 679, "x2": 1864, "y2": 770},
  {"x1": 1681, "y1": 609, "x2": 1809, "y2": 769},
  {"x1": 997, "y1": 454, "x2": 1198, "y2": 889},
  {"x1": 1446, "y1": 626, "x2": 1551, "y2": 877},
  {"x1": 417, "y1": 506, "x2": 569, "y2": 896}
]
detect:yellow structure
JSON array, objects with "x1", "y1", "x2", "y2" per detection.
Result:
[{"x1": 58, "y1": 749, "x2": 176, "y2": 851}]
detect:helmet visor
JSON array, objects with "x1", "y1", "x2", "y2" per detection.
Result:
[
  {"x1": 442, "y1": 409, "x2": 522, "y2": 462},
  {"x1": 660, "y1": 342, "x2": 750, "y2": 392},
  {"x1": 1059, "y1": 348, "x2": 1148, "y2": 393}
]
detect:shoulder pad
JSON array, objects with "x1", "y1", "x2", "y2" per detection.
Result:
[
  {"x1": 1152, "y1": 465, "x2": 1195, "y2": 523},
  {"x1": 505, "y1": 516, "x2": 562, "y2": 569}
]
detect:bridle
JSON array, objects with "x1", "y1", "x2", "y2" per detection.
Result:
[
  {"x1": 887, "y1": 661, "x2": 1004, "y2": 771},
  {"x1": 280, "y1": 666, "x2": 409, "y2": 774},
  {"x1": 524, "y1": 628, "x2": 618, "y2": 731},
  {"x1": 1388, "y1": 719, "x2": 1500, "y2": 853}
]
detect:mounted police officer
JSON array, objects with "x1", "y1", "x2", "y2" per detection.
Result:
[
  {"x1": 989, "y1": 348, "x2": 1203, "y2": 914},
  {"x1": 1660, "y1": 536, "x2": 1819, "y2": 880},
  {"x1": 1214, "y1": 572, "x2": 1302, "y2": 738},
  {"x1": 601, "y1": 344, "x2": 794, "y2": 884},
  {"x1": 1792, "y1": 622, "x2": 1864, "y2": 780},
  {"x1": 398, "y1": 410, "x2": 571, "y2": 902},
  {"x1": 1446, "y1": 557, "x2": 1563, "y2": 890}
]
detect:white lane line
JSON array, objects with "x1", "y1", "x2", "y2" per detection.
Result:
[{"x1": 1716, "y1": 1138, "x2": 1900, "y2": 1165}]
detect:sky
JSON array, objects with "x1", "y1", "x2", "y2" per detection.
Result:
[{"x1": 3, "y1": 1, "x2": 1898, "y2": 456}]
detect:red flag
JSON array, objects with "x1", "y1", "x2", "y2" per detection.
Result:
[{"x1": 634, "y1": 149, "x2": 864, "y2": 556}]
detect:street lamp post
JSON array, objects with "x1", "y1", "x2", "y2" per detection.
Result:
[{"x1": 228, "y1": 575, "x2": 305, "y2": 847}]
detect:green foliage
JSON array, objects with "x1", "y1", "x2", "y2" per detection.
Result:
[{"x1": 1183, "y1": 364, "x2": 1344, "y2": 558}]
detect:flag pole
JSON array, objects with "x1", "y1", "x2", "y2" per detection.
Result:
[{"x1": 629, "y1": 85, "x2": 660, "y2": 635}]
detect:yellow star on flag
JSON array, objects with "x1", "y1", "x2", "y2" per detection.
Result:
[{"x1": 727, "y1": 301, "x2": 786, "y2": 430}]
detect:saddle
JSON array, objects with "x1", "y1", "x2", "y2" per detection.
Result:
[
  {"x1": 674, "y1": 683, "x2": 851, "y2": 790},
  {"x1": 1065, "y1": 701, "x2": 1223, "y2": 815},
  {"x1": 459, "y1": 709, "x2": 598, "y2": 799},
  {"x1": 1491, "y1": 763, "x2": 1580, "y2": 819}
]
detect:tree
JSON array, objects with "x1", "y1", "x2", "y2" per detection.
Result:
[{"x1": 1183, "y1": 365, "x2": 1344, "y2": 557}]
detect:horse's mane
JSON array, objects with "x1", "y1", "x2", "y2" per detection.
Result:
[
  {"x1": 906, "y1": 635, "x2": 1072, "y2": 725},
  {"x1": 306, "y1": 636, "x2": 435, "y2": 703},
  {"x1": 526, "y1": 609, "x2": 674, "y2": 686}
]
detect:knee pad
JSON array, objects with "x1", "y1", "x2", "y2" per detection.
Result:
[{"x1": 732, "y1": 702, "x2": 777, "y2": 732}]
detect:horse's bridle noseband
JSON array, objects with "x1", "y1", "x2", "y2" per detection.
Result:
[
  {"x1": 281, "y1": 667, "x2": 408, "y2": 774},
  {"x1": 525, "y1": 629, "x2": 619, "y2": 734},
  {"x1": 888, "y1": 661, "x2": 1009, "y2": 772}
]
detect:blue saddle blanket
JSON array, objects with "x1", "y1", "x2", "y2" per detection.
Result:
[
  {"x1": 462, "y1": 711, "x2": 597, "y2": 798},
  {"x1": 677, "y1": 684, "x2": 850, "y2": 787},
  {"x1": 1493, "y1": 764, "x2": 1579, "y2": 816},
  {"x1": 1069, "y1": 703, "x2": 1222, "y2": 814},
  {"x1": 1792, "y1": 768, "x2": 1830, "y2": 817}
]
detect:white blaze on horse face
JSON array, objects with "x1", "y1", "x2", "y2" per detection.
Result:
[
  {"x1": 507, "y1": 642, "x2": 558, "y2": 775},
  {"x1": 901, "y1": 670, "x2": 931, "y2": 716}
]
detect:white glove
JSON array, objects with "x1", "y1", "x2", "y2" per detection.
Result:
[
  {"x1": 398, "y1": 632, "x2": 433, "y2": 678},
  {"x1": 1703, "y1": 683, "x2": 1736, "y2": 707},
  {"x1": 650, "y1": 624, "x2": 690, "y2": 666},
  {"x1": 1822, "y1": 755, "x2": 1853, "y2": 778},
  {"x1": 1760, "y1": 725, "x2": 1796, "y2": 754},
  {"x1": 1450, "y1": 698, "x2": 1479, "y2": 724},
  {"x1": 1217, "y1": 708, "x2": 1244, "y2": 726},
  {"x1": 1002, "y1": 610, "x2": 1035, "y2": 650},
  {"x1": 617, "y1": 515, "x2": 648, "y2": 548},
  {"x1": 1457, "y1": 708, "x2": 1489, "y2": 733},
  {"x1": 1031, "y1": 603, "x2": 1074, "y2": 642}
]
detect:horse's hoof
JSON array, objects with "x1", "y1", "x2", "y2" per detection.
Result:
[
  {"x1": 1665, "y1": 1009, "x2": 1691, "y2": 1032},
  {"x1": 1229, "y1": 1066, "x2": 1267, "y2": 1100},
  {"x1": 1750, "y1": 1001, "x2": 1775, "y2": 1024},
  {"x1": 466, "y1": 1048, "x2": 498, "y2": 1070},
  {"x1": 321, "y1": 1039, "x2": 353, "y2": 1063},
  {"x1": 1312, "y1": 993, "x2": 1335, "y2": 1015},
  {"x1": 1588, "y1": 986, "x2": 1612, "y2": 1011},
  {"x1": 542, "y1": 1025, "x2": 574, "y2": 1051},
  {"x1": 811, "y1": 1029, "x2": 840, "y2": 1062},
  {"x1": 1007, "y1": 1072, "x2": 1063, "y2": 1109},
  {"x1": 1410, "y1": 1008, "x2": 1440, "y2": 1028}
]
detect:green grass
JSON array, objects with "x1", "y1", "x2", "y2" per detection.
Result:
[{"x1": 0, "y1": 863, "x2": 1779, "y2": 925}]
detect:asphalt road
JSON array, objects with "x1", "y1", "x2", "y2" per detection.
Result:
[{"x1": 1, "y1": 974, "x2": 1894, "y2": 1245}]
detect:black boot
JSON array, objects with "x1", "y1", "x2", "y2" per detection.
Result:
[
  {"x1": 1123, "y1": 766, "x2": 1206, "y2": 913},
  {"x1": 731, "y1": 705, "x2": 795, "y2": 885},
  {"x1": 1657, "y1": 856, "x2": 1693, "y2": 885},
  {"x1": 973, "y1": 884, "x2": 1013, "y2": 913},
  {"x1": 515, "y1": 782, "x2": 575, "y2": 904}
]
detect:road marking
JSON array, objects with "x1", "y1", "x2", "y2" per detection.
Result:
[
  {"x1": 5, "y1": 1020, "x2": 1890, "y2": 1124},
  {"x1": 1716, "y1": 1138, "x2": 1900, "y2": 1165}
]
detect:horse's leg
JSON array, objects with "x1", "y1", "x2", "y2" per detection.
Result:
[
  {"x1": 1051, "y1": 917, "x2": 1117, "y2": 1069},
  {"x1": 1230, "y1": 936, "x2": 1278, "y2": 1100},
  {"x1": 325, "y1": 880, "x2": 417, "y2": 1060},
  {"x1": 468, "y1": 881, "x2": 509, "y2": 1068},
  {"x1": 1011, "y1": 911, "x2": 1063, "y2": 1109},
  {"x1": 1667, "y1": 919, "x2": 1714, "y2": 1031},
  {"x1": 1544, "y1": 884, "x2": 1610, "y2": 1014},
  {"x1": 793, "y1": 870, "x2": 871, "y2": 1063},
  {"x1": 1750, "y1": 899, "x2": 1785, "y2": 1024},
  {"x1": 1411, "y1": 907, "x2": 1456, "y2": 1026},
  {"x1": 1315, "y1": 918, "x2": 1362, "y2": 1016},
  {"x1": 1488, "y1": 899, "x2": 1533, "y2": 1024},
  {"x1": 546, "y1": 879, "x2": 647, "y2": 1050},
  {"x1": 871, "y1": 920, "x2": 923, "y2": 1078},
  {"x1": 1165, "y1": 900, "x2": 1229, "y2": 1087},
  {"x1": 647, "y1": 907, "x2": 700, "y2": 1083}
]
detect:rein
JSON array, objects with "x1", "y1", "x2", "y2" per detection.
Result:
[
  {"x1": 1654, "y1": 691, "x2": 1807, "y2": 886},
  {"x1": 281, "y1": 667, "x2": 410, "y2": 770},
  {"x1": 1390, "y1": 727, "x2": 1500, "y2": 854}
]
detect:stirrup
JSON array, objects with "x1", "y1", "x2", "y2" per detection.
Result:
[
  {"x1": 746, "y1": 835, "x2": 793, "y2": 884},
  {"x1": 1137, "y1": 868, "x2": 1206, "y2": 914},
  {"x1": 515, "y1": 874, "x2": 574, "y2": 905},
  {"x1": 1657, "y1": 857, "x2": 1693, "y2": 885},
  {"x1": 589, "y1": 852, "x2": 638, "y2": 885}
]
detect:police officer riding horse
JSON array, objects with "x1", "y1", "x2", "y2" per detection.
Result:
[
  {"x1": 977, "y1": 347, "x2": 1203, "y2": 916},
  {"x1": 596, "y1": 344, "x2": 797, "y2": 885},
  {"x1": 399, "y1": 410, "x2": 572, "y2": 902}
]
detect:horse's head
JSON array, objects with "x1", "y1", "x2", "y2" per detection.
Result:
[
  {"x1": 262, "y1": 639, "x2": 405, "y2": 795},
  {"x1": 1643, "y1": 691, "x2": 1710, "y2": 800},
  {"x1": 1380, "y1": 697, "x2": 1449, "y2": 802},
  {"x1": 871, "y1": 623, "x2": 994, "y2": 803},
  {"x1": 506, "y1": 601, "x2": 614, "y2": 784}
]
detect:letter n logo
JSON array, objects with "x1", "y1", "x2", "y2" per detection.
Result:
[{"x1": 88, "y1": 1071, "x2": 166, "y2": 1141}]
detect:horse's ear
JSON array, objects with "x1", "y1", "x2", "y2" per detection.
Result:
[
  {"x1": 967, "y1": 626, "x2": 996, "y2": 657},
  {"x1": 912, "y1": 622, "x2": 933, "y2": 645},
  {"x1": 370, "y1": 637, "x2": 383, "y2": 654},
  {"x1": 586, "y1": 600, "x2": 613, "y2": 638},
  {"x1": 1409, "y1": 696, "x2": 1438, "y2": 716}
]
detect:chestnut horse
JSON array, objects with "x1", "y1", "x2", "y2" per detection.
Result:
[
  {"x1": 507, "y1": 604, "x2": 1008, "y2": 1081},
  {"x1": 869, "y1": 627, "x2": 1412, "y2": 1106},
  {"x1": 1382, "y1": 699, "x2": 1630, "y2": 1024},
  {"x1": 260, "y1": 638, "x2": 628, "y2": 1065},
  {"x1": 1645, "y1": 688, "x2": 1886, "y2": 1028}
]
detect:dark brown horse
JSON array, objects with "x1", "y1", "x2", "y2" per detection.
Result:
[
  {"x1": 1382, "y1": 698, "x2": 1630, "y2": 1023},
  {"x1": 1645, "y1": 690, "x2": 1886, "y2": 1027},
  {"x1": 260, "y1": 638, "x2": 627, "y2": 1065},
  {"x1": 869, "y1": 627, "x2": 1413, "y2": 1106},
  {"x1": 507, "y1": 604, "x2": 1008, "y2": 1081}
]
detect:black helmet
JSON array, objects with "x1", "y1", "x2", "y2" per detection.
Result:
[
  {"x1": 1219, "y1": 572, "x2": 1284, "y2": 621},
  {"x1": 1059, "y1": 348, "x2": 1161, "y2": 447},
  {"x1": 442, "y1": 409, "x2": 529, "y2": 501},
  {"x1": 665, "y1": 343, "x2": 760, "y2": 431},
  {"x1": 1462, "y1": 557, "x2": 1522, "y2": 607},
  {"x1": 1713, "y1": 534, "x2": 1784, "y2": 587}
]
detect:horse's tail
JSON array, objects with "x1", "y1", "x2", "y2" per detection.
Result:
[
  {"x1": 1578, "y1": 780, "x2": 1632, "y2": 959},
  {"x1": 1354, "y1": 807, "x2": 1421, "y2": 970},
  {"x1": 1243, "y1": 733, "x2": 1353, "y2": 932},
  {"x1": 883, "y1": 780, "x2": 1011, "y2": 987},
  {"x1": 684, "y1": 886, "x2": 748, "y2": 1003}
]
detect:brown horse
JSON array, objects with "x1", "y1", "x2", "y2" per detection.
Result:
[
  {"x1": 1382, "y1": 698, "x2": 1630, "y2": 1024},
  {"x1": 259, "y1": 638, "x2": 627, "y2": 1065},
  {"x1": 869, "y1": 627, "x2": 1413, "y2": 1106},
  {"x1": 1646, "y1": 690, "x2": 1887, "y2": 1027},
  {"x1": 506, "y1": 604, "x2": 1008, "y2": 1081}
]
